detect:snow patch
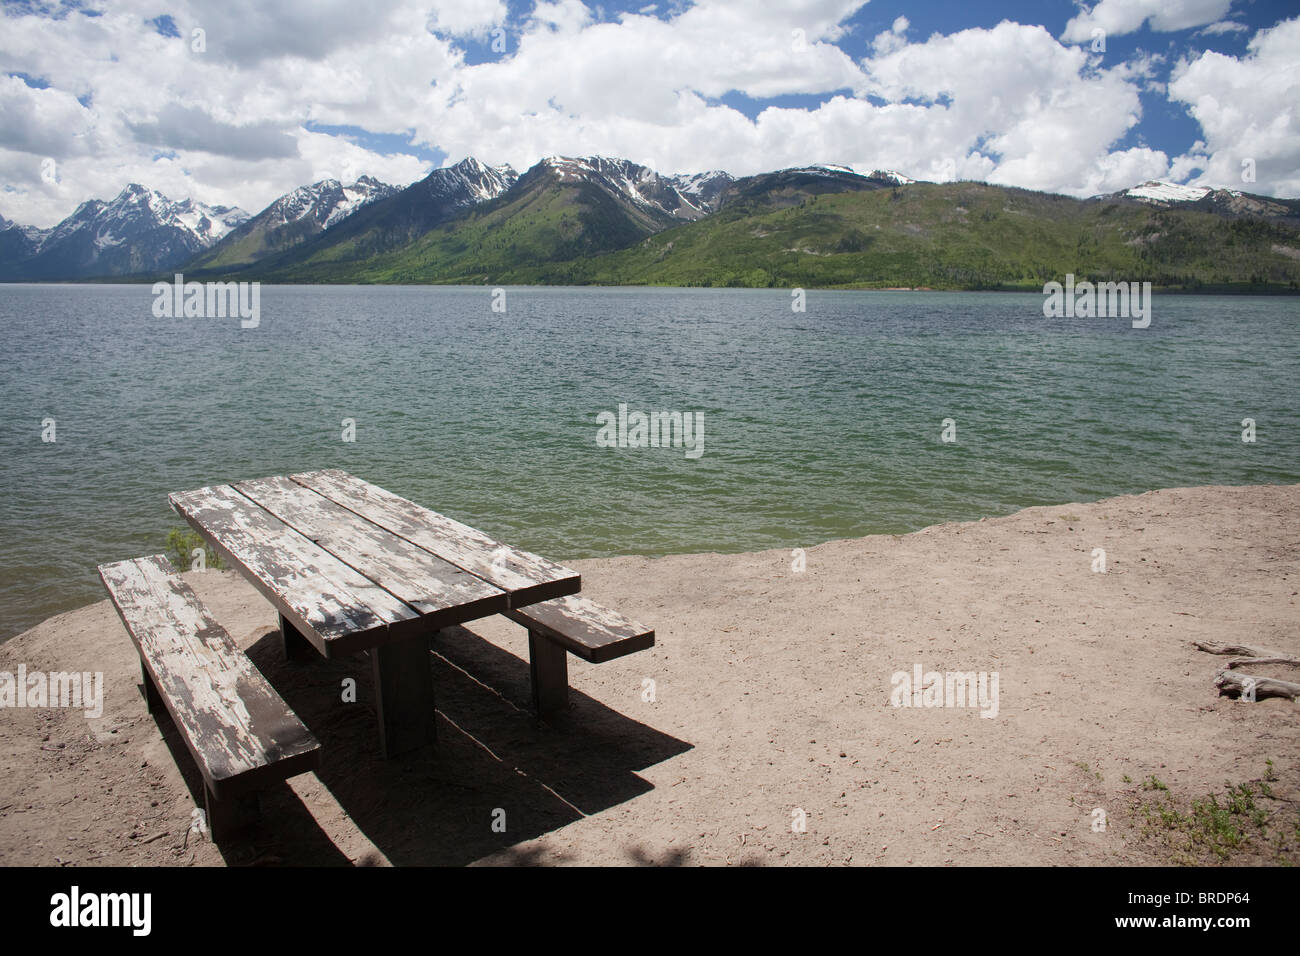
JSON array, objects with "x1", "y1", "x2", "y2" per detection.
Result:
[{"x1": 1124, "y1": 181, "x2": 1212, "y2": 203}]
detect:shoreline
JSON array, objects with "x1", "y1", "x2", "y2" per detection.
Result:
[
  {"x1": 4, "y1": 479, "x2": 1294, "y2": 646},
  {"x1": 5, "y1": 279, "x2": 1300, "y2": 295},
  {"x1": 2, "y1": 482, "x2": 1297, "y2": 866}
]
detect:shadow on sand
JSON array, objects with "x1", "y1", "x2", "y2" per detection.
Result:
[{"x1": 149, "y1": 622, "x2": 691, "y2": 865}]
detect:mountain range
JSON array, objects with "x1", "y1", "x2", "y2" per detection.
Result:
[
  {"x1": 2, "y1": 158, "x2": 1298, "y2": 291},
  {"x1": 0, "y1": 185, "x2": 250, "y2": 281},
  {"x1": 181, "y1": 174, "x2": 396, "y2": 272}
]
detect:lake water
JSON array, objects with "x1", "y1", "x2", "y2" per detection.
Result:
[{"x1": 1, "y1": 284, "x2": 1297, "y2": 641}]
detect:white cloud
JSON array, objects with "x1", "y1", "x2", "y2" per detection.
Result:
[
  {"x1": 529, "y1": 0, "x2": 595, "y2": 33},
  {"x1": 872, "y1": 15, "x2": 909, "y2": 56},
  {"x1": 412, "y1": 14, "x2": 1170, "y2": 197},
  {"x1": 427, "y1": 0, "x2": 509, "y2": 37},
  {"x1": 6, "y1": 0, "x2": 1293, "y2": 229},
  {"x1": 0, "y1": 77, "x2": 101, "y2": 159},
  {"x1": 1113, "y1": 50, "x2": 1168, "y2": 93},
  {"x1": 0, "y1": 0, "x2": 467, "y2": 224},
  {"x1": 1063, "y1": 0, "x2": 1235, "y2": 43},
  {"x1": 291, "y1": 127, "x2": 429, "y2": 187},
  {"x1": 1198, "y1": 20, "x2": 1248, "y2": 35},
  {"x1": 407, "y1": 0, "x2": 872, "y2": 175},
  {"x1": 857, "y1": 22, "x2": 1167, "y2": 194},
  {"x1": 1168, "y1": 16, "x2": 1300, "y2": 196}
]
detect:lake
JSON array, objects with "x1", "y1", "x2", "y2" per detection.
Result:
[{"x1": 1, "y1": 283, "x2": 1297, "y2": 641}]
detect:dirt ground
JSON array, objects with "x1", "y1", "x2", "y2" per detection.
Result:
[{"x1": 1, "y1": 484, "x2": 1297, "y2": 866}]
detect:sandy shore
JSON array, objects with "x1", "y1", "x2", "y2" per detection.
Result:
[{"x1": 1, "y1": 484, "x2": 1297, "y2": 866}]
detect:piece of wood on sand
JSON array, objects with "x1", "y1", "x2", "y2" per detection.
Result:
[
  {"x1": 1224, "y1": 657, "x2": 1300, "y2": 669},
  {"x1": 1192, "y1": 640, "x2": 1276, "y2": 657},
  {"x1": 1214, "y1": 670, "x2": 1300, "y2": 702}
]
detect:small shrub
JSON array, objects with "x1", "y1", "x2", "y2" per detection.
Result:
[{"x1": 166, "y1": 528, "x2": 224, "y2": 572}]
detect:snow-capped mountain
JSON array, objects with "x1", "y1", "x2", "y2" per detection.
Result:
[
  {"x1": 866, "y1": 169, "x2": 916, "y2": 185},
  {"x1": 0, "y1": 184, "x2": 250, "y2": 280},
  {"x1": 15, "y1": 159, "x2": 1297, "y2": 284},
  {"x1": 41, "y1": 184, "x2": 248, "y2": 250},
  {"x1": 1111, "y1": 180, "x2": 1299, "y2": 219},
  {"x1": 533, "y1": 157, "x2": 733, "y2": 220},
  {"x1": 0, "y1": 213, "x2": 49, "y2": 244},
  {"x1": 2, "y1": 157, "x2": 917, "y2": 280},
  {"x1": 183, "y1": 156, "x2": 523, "y2": 276},
  {"x1": 716, "y1": 162, "x2": 906, "y2": 212},
  {"x1": 1122, "y1": 180, "x2": 1214, "y2": 204},
  {"x1": 418, "y1": 156, "x2": 518, "y2": 208},
  {"x1": 780, "y1": 163, "x2": 917, "y2": 185},
  {"x1": 264, "y1": 175, "x2": 397, "y2": 231},
  {"x1": 185, "y1": 174, "x2": 399, "y2": 271},
  {"x1": 668, "y1": 169, "x2": 736, "y2": 212},
  {"x1": 0, "y1": 214, "x2": 47, "y2": 265}
]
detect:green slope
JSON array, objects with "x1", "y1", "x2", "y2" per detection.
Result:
[
  {"x1": 560, "y1": 182, "x2": 1300, "y2": 290},
  {"x1": 215, "y1": 177, "x2": 1300, "y2": 291},
  {"x1": 257, "y1": 168, "x2": 675, "y2": 284},
  {"x1": 185, "y1": 215, "x2": 323, "y2": 271}
]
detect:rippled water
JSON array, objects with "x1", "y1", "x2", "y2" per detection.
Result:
[{"x1": 1, "y1": 283, "x2": 1297, "y2": 640}]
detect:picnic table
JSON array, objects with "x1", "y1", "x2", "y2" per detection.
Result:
[{"x1": 169, "y1": 469, "x2": 582, "y2": 757}]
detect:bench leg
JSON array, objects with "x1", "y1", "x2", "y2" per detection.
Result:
[
  {"x1": 371, "y1": 632, "x2": 436, "y2": 758},
  {"x1": 280, "y1": 613, "x2": 316, "y2": 663},
  {"x1": 140, "y1": 658, "x2": 164, "y2": 715},
  {"x1": 204, "y1": 784, "x2": 260, "y2": 842},
  {"x1": 529, "y1": 630, "x2": 569, "y2": 718}
]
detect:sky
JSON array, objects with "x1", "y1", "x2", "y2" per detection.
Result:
[{"x1": 1, "y1": 0, "x2": 1298, "y2": 227}]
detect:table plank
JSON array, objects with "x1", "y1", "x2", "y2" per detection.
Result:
[
  {"x1": 291, "y1": 469, "x2": 580, "y2": 607},
  {"x1": 234, "y1": 475, "x2": 507, "y2": 627},
  {"x1": 170, "y1": 483, "x2": 419, "y2": 655}
]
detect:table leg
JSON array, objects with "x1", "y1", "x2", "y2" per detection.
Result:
[
  {"x1": 140, "y1": 657, "x2": 164, "y2": 714},
  {"x1": 279, "y1": 612, "x2": 316, "y2": 663},
  {"x1": 371, "y1": 632, "x2": 436, "y2": 758},
  {"x1": 529, "y1": 630, "x2": 570, "y2": 718},
  {"x1": 205, "y1": 785, "x2": 259, "y2": 842}
]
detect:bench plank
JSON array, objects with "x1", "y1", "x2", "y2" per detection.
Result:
[
  {"x1": 505, "y1": 594, "x2": 655, "y2": 664},
  {"x1": 98, "y1": 555, "x2": 320, "y2": 799},
  {"x1": 291, "y1": 469, "x2": 580, "y2": 608},
  {"x1": 170, "y1": 483, "x2": 419, "y2": 655},
  {"x1": 235, "y1": 475, "x2": 507, "y2": 628}
]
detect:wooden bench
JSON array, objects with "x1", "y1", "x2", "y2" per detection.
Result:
[
  {"x1": 98, "y1": 555, "x2": 322, "y2": 840},
  {"x1": 503, "y1": 595, "x2": 654, "y2": 717}
]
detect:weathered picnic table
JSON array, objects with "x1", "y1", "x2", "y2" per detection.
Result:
[
  {"x1": 99, "y1": 469, "x2": 653, "y2": 837},
  {"x1": 168, "y1": 469, "x2": 589, "y2": 757}
]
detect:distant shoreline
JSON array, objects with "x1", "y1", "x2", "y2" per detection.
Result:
[
  {"x1": 3, "y1": 279, "x2": 1298, "y2": 295},
  {"x1": 6, "y1": 480, "x2": 1300, "y2": 645}
]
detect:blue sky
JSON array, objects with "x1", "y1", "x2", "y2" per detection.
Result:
[{"x1": 2, "y1": 0, "x2": 1298, "y2": 225}]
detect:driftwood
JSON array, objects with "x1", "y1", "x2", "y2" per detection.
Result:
[
  {"x1": 1224, "y1": 657, "x2": 1300, "y2": 670},
  {"x1": 1215, "y1": 670, "x2": 1300, "y2": 702},
  {"x1": 1193, "y1": 640, "x2": 1273, "y2": 657}
]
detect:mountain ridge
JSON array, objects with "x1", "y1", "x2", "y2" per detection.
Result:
[
  {"x1": 0, "y1": 184, "x2": 250, "y2": 281},
  {"x1": 2, "y1": 159, "x2": 1298, "y2": 289},
  {"x1": 182, "y1": 174, "x2": 398, "y2": 272},
  {"x1": 214, "y1": 156, "x2": 520, "y2": 276}
]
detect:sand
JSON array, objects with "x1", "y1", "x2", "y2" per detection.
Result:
[{"x1": 1, "y1": 484, "x2": 1297, "y2": 867}]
